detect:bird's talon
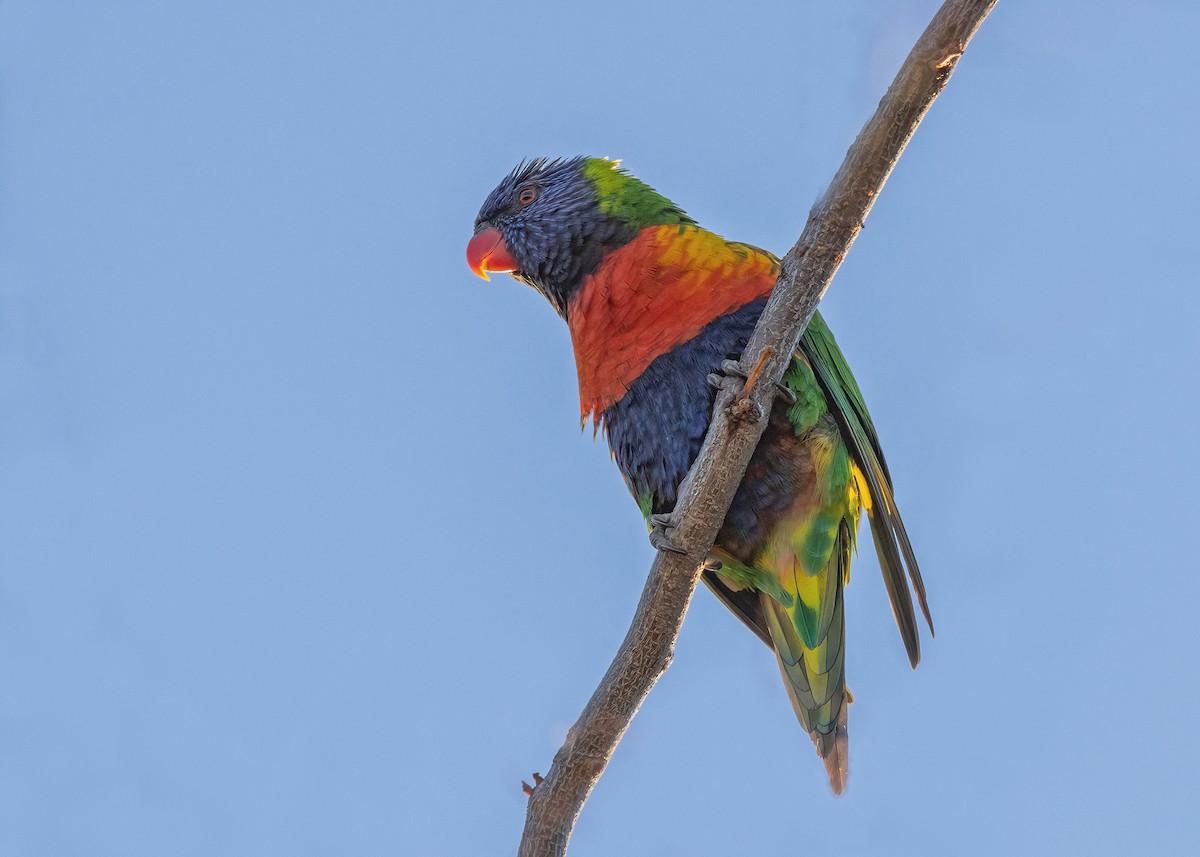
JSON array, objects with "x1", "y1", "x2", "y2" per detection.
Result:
[
  {"x1": 720, "y1": 359, "x2": 748, "y2": 379},
  {"x1": 702, "y1": 553, "x2": 723, "y2": 572},
  {"x1": 649, "y1": 513, "x2": 673, "y2": 528},
  {"x1": 775, "y1": 382, "x2": 797, "y2": 404},
  {"x1": 649, "y1": 526, "x2": 687, "y2": 555}
]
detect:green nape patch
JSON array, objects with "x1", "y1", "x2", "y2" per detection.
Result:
[{"x1": 582, "y1": 158, "x2": 696, "y2": 231}]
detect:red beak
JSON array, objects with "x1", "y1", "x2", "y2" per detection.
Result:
[{"x1": 466, "y1": 227, "x2": 518, "y2": 281}]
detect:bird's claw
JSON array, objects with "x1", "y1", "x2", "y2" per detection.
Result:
[
  {"x1": 712, "y1": 359, "x2": 795, "y2": 404},
  {"x1": 649, "y1": 512, "x2": 687, "y2": 555},
  {"x1": 649, "y1": 524, "x2": 687, "y2": 555},
  {"x1": 521, "y1": 772, "x2": 544, "y2": 797},
  {"x1": 720, "y1": 359, "x2": 748, "y2": 379},
  {"x1": 648, "y1": 516, "x2": 722, "y2": 569},
  {"x1": 708, "y1": 359, "x2": 747, "y2": 391}
]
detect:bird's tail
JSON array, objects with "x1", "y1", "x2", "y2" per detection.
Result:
[{"x1": 759, "y1": 519, "x2": 852, "y2": 794}]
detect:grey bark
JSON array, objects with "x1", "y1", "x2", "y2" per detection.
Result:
[{"x1": 517, "y1": 2, "x2": 999, "y2": 854}]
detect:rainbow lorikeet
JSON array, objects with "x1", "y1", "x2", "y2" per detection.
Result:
[{"x1": 467, "y1": 157, "x2": 932, "y2": 794}]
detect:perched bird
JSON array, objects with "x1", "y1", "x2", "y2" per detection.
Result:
[{"x1": 467, "y1": 157, "x2": 932, "y2": 794}]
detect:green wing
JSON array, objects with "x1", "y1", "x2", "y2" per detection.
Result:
[{"x1": 798, "y1": 311, "x2": 934, "y2": 667}]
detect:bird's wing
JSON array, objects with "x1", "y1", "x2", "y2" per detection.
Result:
[{"x1": 798, "y1": 312, "x2": 934, "y2": 666}]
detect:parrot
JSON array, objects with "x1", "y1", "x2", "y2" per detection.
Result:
[{"x1": 466, "y1": 157, "x2": 932, "y2": 794}]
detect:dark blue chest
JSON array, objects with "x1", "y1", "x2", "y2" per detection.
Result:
[{"x1": 600, "y1": 299, "x2": 766, "y2": 515}]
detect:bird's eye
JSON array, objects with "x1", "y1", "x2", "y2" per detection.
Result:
[{"x1": 518, "y1": 187, "x2": 537, "y2": 206}]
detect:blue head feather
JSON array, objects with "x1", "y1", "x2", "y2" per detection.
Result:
[{"x1": 473, "y1": 158, "x2": 636, "y2": 317}]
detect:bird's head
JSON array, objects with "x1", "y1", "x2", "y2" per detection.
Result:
[{"x1": 467, "y1": 157, "x2": 694, "y2": 317}]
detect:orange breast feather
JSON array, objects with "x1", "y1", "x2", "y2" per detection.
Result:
[{"x1": 567, "y1": 225, "x2": 779, "y2": 422}]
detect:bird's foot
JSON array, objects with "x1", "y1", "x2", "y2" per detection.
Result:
[
  {"x1": 720, "y1": 358, "x2": 749, "y2": 379},
  {"x1": 708, "y1": 358, "x2": 795, "y2": 404},
  {"x1": 649, "y1": 515, "x2": 722, "y2": 570},
  {"x1": 521, "y1": 772, "x2": 544, "y2": 797},
  {"x1": 649, "y1": 517, "x2": 686, "y2": 555}
]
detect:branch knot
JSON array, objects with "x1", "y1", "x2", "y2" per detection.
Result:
[{"x1": 728, "y1": 396, "x2": 764, "y2": 423}]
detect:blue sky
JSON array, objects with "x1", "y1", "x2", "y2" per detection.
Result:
[{"x1": 3, "y1": 1, "x2": 1199, "y2": 854}]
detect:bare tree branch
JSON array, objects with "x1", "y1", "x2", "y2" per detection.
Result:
[{"x1": 518, "y1": 2, "x2": 998, "y2": 854}]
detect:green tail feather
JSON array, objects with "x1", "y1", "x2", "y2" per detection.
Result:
[{"x1": 760, "y1": 521, "x2": 852, "y2": 795}]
